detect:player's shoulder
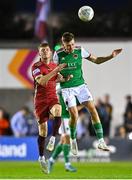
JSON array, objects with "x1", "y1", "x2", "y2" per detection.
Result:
[
  {"x1": 32, "y1": 61, "x2": 42, "y2": 68},
  {"x1": 74, "y1": 46, "x2": 81, "y2": 50},
  {"x1": 50, "y1": 61, "x2": 57, "y2": 67}
]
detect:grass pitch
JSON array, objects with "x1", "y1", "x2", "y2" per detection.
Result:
[{"x1": 0, "y1": 161, "x2": 132, "y2": 179}]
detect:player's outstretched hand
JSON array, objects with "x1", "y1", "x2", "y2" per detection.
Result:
[{"x1": 112, "y1": 48, "x2": 122, "y2": 58}]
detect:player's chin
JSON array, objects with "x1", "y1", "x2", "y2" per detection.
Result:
[{"x1": 68, "y1": 50, "x2": 74, "y2": 53}]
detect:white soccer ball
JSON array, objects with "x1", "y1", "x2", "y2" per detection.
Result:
[{"x1": 78, "y1": 6, "x2": 94, "y2": 22}]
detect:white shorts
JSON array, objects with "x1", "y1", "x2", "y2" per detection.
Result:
[
  {"x1": 59, "y1": 118, "x2": 70, "y2": 135},
  {"x1": 61, "y1": 84, "x2": 93, "y2": 108}
]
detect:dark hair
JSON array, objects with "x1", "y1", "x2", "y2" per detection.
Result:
[
  {"x1": 21, "y1": 106, "x2": 30, "y2": 113},
  {"x1": 62, "y1": 32, "x2": 74, "y2": 42},
  {"x1": 38, "y1": 42, "x2": 50, "y2": 49}
]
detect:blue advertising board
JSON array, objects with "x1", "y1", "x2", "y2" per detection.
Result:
[
  {"x1": 0, "y1": 137, "x2": 38, "y2": 161},
  {"x1": 1, "y1": 136, "x2": 132, "y2": 161}
]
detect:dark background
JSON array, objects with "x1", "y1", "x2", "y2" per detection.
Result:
[{"x1": 0, "y1": 0, "x2": 132, "y2": 40}]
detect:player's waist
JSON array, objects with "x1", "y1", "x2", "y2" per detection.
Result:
[
  {"x1": 60, "y1": 79, "x2": 84, "y2": 88},
  {"x1": 34, "y1": 92, "x2": 57, "y2": 99},
  {"x1": 34, "y1": 96, "x2": 58, "y2": 104}
]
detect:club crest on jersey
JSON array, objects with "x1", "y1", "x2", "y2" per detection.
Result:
[{"x1": 73, "y1": 54, "x2": 78, "y2": 59}]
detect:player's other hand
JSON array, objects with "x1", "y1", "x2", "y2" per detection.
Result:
[
  {"x1": 112, "y1": 48, "x2": 122, "y2": 58},
  {"x1": 56, "y1": 73, "x2": 64, "y2": 82},
  {"x1": 65, "y1": 74, "x2": 73, "y2": 81},
  {"x1": 56, "y1": 74, "x2": 73, "y2": 82}
]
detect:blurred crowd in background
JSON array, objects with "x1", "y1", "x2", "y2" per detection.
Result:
[
  {"x1": 0, "y1": 0, "x2": 132, "y2": 43},
  {"x1": 0, "y1": 94, "x2": 132, "y2": 140}
]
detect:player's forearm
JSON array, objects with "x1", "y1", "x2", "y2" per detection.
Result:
[
  {"x1": 37, "y1": 69, "x2": 58, "y2": 86},
  {"x1": 56, "y1": 76, "x2": 69, "y2": 83},
  {"x1": 94, "y1": 54, "x2": 113, "y2": 64},
  {"x1": 95, "y1": 54, "x2": 113, "y2": 64}
]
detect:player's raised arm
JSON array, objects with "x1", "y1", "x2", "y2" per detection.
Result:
[
  {"x1": 87, "y1": 48, "x2": 122, "y2": 64},
  {"x1": 36, "y1": 63, "x2": 67, "y2": 86}
]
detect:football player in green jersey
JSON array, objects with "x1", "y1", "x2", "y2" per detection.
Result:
[
  {"x1": 48, "y1": 84, "x2": 84, "y2": 173},
  {"x1": 53, "y1": 32, "x2": 122, "y2": 155}
]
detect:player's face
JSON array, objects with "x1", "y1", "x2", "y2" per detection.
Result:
[
  {"x1": 39, "y1": 46, "x2": 52, "y2": 61},
  {"x1": 62, "y1": 39, "x2": 75, "y2": 53}
]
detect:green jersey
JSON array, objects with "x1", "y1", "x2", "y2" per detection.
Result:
[{"x1": 53, "y1": 46, "x2": 90, "y2": 89}]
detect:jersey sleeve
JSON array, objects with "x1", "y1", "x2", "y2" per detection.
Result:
[
  {"x1": 32, "y1": 65, "x2": 41, "y2": 80},
  {"x1": 81, "y1": 47, "x2": 91, "y2": 58},
  {"x1": 53, "y1": 51, "x2": 59, "y2": 64}
]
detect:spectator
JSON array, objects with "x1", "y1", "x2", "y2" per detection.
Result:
[
  {"x1": 124, "y1": 95, "x2": 132, "y2": 118},
  {"x1": 0, "y1": 107, "x2": 10, "y2": 136},
  {"x1": 103, "y1": 94, "x2": 113, "y2": 137},
  {"x1": 115, "y1": 125, "x2": 126, "y2": 139},
  {"x1": 26, "y1": 113, "x2": 38, "y2": 136},
  {"x1": 88, "y1": 98, "x2": 110, "y2": 138},
  {"x1": 77, "y1": 108, "x2": 88, "y2": 139},
  {"x1": 124, "y1": 110, "x2": 132, "y2": 135},
  {"x1": 11, "y1": 107, "x2": 30, "y2": 137}
]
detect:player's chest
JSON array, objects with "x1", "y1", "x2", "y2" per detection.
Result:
[
  {"x1": 60, "y1": 55, "x2": 82, "y2": 71},
  {"x1": 59, "y1": 53, "x2": 82, "y2": 66},
  {"x1": 40, "y1": 65, "x2": 55, "y2": 75}
]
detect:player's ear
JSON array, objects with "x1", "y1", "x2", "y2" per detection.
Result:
[{"x1": 62, "y1": 43, "x2": 65, "y2": 47}]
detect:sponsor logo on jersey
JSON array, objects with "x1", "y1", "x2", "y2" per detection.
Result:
[
  {"x1": 68, "y1": 62, "x2": 76, "y2": 67},
  {"x1": 63, "y1": 62, "x2": 77, "y2": 70}
]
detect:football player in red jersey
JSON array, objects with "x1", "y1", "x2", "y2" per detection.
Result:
[{"x1": 32, "y1": 42, "x2": 68, "y2": 174}]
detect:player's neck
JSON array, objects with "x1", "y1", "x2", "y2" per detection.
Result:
[
  {"x1": 40, "y1": 58, "x2": 50, "y2": 64},
  {"x1": 64, "y1": 48, "x2": 74, "y2": 54}
]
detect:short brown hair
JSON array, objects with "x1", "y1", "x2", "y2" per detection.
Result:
[
  {"x1": 38, "y1": 42, "x2": 50, "y2": 50},
  {"x1": 62, "y1": 32, "x2": 74, "y2": 42}
]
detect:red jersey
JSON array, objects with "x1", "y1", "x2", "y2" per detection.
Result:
[{"x1": 32, "y1": 60, "x2": 58, "y2": 105}]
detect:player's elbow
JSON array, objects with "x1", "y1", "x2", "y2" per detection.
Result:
[
  {"x1": 92, "y1": 60, "x2": 100, "y2": 64},
  {"x1": 95, "y1": 61, "x2": 101, "y2": 64},
  {"x1": 94, "y1": 58, "x2": 102, "y2": 64},
  {"x1": 90, "y1": 57, "x2": 100, "y2": 64}
]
